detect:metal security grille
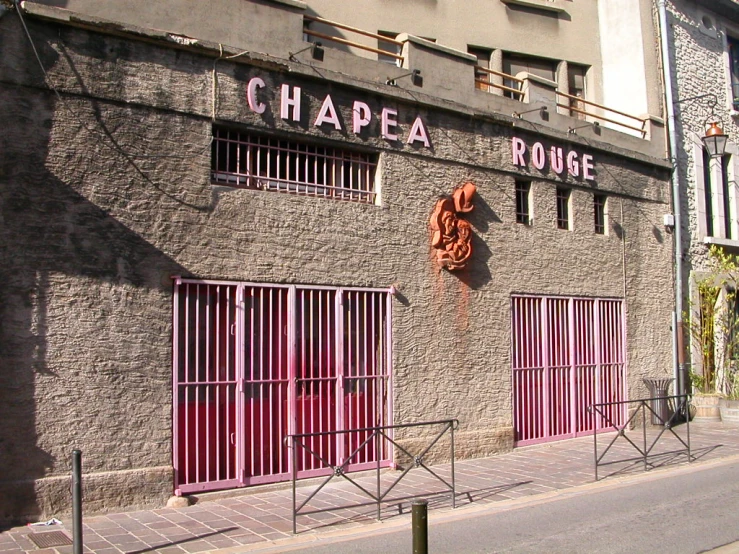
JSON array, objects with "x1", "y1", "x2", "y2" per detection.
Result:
[
  {"x1": 173, "y1": 279, "x2": 392, "y2": 494},
  {"x1": 511, "y1": 295, "x2": 626, "y2": 445},
  {"x1": 211, "y1": 128, "x2": 378, "y2": 203}
]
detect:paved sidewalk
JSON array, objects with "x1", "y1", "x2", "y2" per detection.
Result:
[{"x1": 2, "y1": 421, "x2": 738, "y2": 554}]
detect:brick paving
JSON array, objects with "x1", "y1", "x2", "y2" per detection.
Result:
[{"x1": 2, "y1": 420, "x2": 738, "y2": 553}]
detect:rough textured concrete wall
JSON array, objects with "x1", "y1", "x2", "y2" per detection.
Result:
[{"x1": 0, "y1": 15, "x2": 673, "y2": 522}]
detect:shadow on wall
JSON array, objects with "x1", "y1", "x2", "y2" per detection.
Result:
[
  {"x1": 0, "y1": 19, "x2": 189, "y2": 524},
  {"x1": 24, "y1": 0, "x2": 70, "y2": 6},
  {"x1": 457, "y1": 193, "x2": 497, "y2": 290}
]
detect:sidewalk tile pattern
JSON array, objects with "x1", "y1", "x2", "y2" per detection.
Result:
[{"x1": 2, "y1": 422, "x2": 738, "y2": 553}]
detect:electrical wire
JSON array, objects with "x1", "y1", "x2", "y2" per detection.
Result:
[{"x1": 14, "y1": 0, "x2": 213, "y2": 162}]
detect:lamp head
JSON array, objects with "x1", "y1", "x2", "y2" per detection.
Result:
[{"x1": 703, "y1": 121, "x2": 728, "y2": 158}]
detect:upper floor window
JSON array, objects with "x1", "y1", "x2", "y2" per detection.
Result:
[
  {"x1": 469, "y1": 46, "x2": 493, "y2": 92},
  {"x1": 211, "y1": 128, "x2": 379, "y2": 204},
  {"x1": 728, "y1": 36, "x2": 739, "y2": 111},
  {"x1": 567, "y1": 63, "x2": 588, "y2": 120},
  {"x1": 378, "y1": 31, "x2": 402, "y2": 66},
  {"x1": 503, "y1": 53, "x2": 556, "y2": 99},
  {"x1": 696, "y1": 145, "x2": 737, "y2": 241}
]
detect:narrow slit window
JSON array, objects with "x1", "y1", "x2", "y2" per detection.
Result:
[
  {"x1": 722, "y1": 154, "x2": 733, "y2": 240},
  {"x1": 516, "y1": 180, "x2": 531, "y2": 225},
  {"x1": 556, "y1": 187, "x2": 571, "y2": 230},
  {"x1": 729, "y1": 36, "x2": 739, "y2": 111},
  {"x1": 704, "y1": 148, "x2": 714, "y2": 237},
  {"x1": 594, "y1": 194, "x2": 607, "y2": 235}
]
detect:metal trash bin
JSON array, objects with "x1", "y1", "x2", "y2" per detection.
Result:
[{"x1": 643, "y1": 377, "x2": 674, "y2": 425}]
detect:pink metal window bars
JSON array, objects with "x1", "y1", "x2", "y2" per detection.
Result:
[
  {"x1": 173, "y1": 279, "x2": 393, "y2": 495},
  {"x1": 211, "y1": 128, "x2": 378, "y2": 203},
  {"x1": 511, "y1": 295, "x2": 626, "y2": 445}
]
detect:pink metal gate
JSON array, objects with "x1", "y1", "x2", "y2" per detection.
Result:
[
  {"x1": 173, "y1": 279, "x2": 392, "y2": 495},
  {"x1": 511, "y1": 295, "x2": 626, "y2": 446}
]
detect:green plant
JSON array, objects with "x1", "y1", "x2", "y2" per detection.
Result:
[{"x1": 688, "y1": 369, "x2": 705, "y2": 392}]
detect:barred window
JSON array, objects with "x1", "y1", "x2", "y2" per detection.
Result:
[{"x1": 211, "y1": 128, "x2": 379, "y2": 203}]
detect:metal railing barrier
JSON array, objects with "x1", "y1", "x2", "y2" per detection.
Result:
[
  {"x1": 556, "y1": 91, "x2": 649, "y2": 136},
  {"x1": 303, "y1": 15, "x2": 405, "y2": 65},
  {"x1": 473, "y1": 66, "x2": 525, "y2": 100},
  {"x1": 589, "y1": 395, "x2": 692, "y2": 481},
  {"x1": 289, "y1": 419, "x2": 458, "y2": 534}
]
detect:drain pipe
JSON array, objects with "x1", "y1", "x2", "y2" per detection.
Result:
[{"x1": 657, "y1": 0, "x2": 685, "y2": 394}]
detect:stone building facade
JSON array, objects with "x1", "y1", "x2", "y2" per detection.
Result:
[
  {"x1": 659, "y1": 0, "x2": 739, "y2": 390},
  {"x1": 0, "y1": 0, "x2": 674, "y2": 522}
]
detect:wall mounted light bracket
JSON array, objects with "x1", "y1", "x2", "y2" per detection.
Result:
[
  {"x1": 386, "y1": 69, "x2": 422, "y2": 87},
  {"x1": 673, "y1": 93, "x2": 727, "y2": 157},
  {"x1": 512, "y1": 106, "x2": 548, "y2": 120},
  {"x1": 568, "y1": 121, "x2": 600, "y2": 135},
  {"x1": 289, "y1": 41, "x2": 324, "y2": 62}
]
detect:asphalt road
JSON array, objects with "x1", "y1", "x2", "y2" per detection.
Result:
[{"x1": 264, "y1": 459, "x2": 739, "y2": 554}]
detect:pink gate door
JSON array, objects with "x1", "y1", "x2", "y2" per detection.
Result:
[
  {"x1": 173, "y1": 281, "x2": 240, "y2": 494},
  {"x1": 174, "y1": 280, "x2": 392, "y2": 494},
  {"x1": 512, "y1": 295, "x2": 626, "y2": 446},
  {"x1": 341, "y1": 289, "x2": 391, "y2": 471},
  {"x1": 241, "y1": 285, "x2": 291, "y2": 485},
  {"x1": 292, "y1": 287, "x2": 392, "y2": 478},
  {"x1": 293, "y1": 288, "x2": 339, "y2": 477}
]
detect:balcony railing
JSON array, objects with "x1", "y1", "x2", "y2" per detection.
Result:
[
  {"x1": 474, "y1": 66, "x2": 525, "y2": 100},
  {"x1": 303, "y1": 15, "x2": 404, "y2": 66},
  {"x1": 297, "y1": 13, "x2": 654, "y2": 143},
  {"x1": 556, "y1": 91, "x2": 648, "y2": 137}
]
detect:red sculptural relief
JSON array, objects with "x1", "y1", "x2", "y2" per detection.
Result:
[{"x1": 429, "y1": 182, "x2": 476, "y2": 271}]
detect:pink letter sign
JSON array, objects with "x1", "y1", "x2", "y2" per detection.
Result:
[{"x1": 511, "y1": 136, "x2": 595, "y2": 181}]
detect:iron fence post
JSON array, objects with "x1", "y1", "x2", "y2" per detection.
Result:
[
  {"x1": 592, "y1": 409, "x2": 598, "y2": 481},
  {"x1": 412, "y1": 499, "x2": 428, "y2": 554},
  {"x1": 72, "y1": 449, "x2": 83, "y2": 554},
  {"x1": 376, "y1": 430, "x2": 381, "y2": 521},
  {"x1": 292, "y1": 437, "x2": 297, "y2": 535},
  {"x1": 450, "y1": 421, "x2": 456, "y2": 509},
  {"x1": 686, "y1": 395, "x2": 691, "y2": 462},
  {"x1": 642, "y1": 402, "x2": 648, "y2": 471}
]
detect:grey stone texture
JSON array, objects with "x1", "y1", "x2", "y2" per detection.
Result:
[
  {"x1": 663, "y1": 1, "x2": 739, "y2": 269},
  {"x1": 0, "y1": 10, "x2": 673, "y2": 523},
  {"x1": 662, "y1": 1, "x2": 739, "y2": 375}
]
